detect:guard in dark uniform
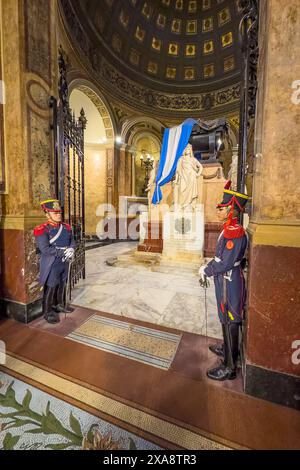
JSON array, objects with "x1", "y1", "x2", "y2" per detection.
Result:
[
  {"x1": 34, "y1": 199, "x2": 75, "y2": 324},
  {"x1": 199, "y1": 181, "x2": 249, "y2": 380}
]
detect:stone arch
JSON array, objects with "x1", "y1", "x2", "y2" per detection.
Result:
[
  {"x1": 68, "y1": 79, "x2": 117, "y2": 237},
  {"x1": 132, "y1": 131, "x2": 161, "y2": 156},
  {"x1": 129, "y1": 128, "x2": 162, "y2": 198},
  {"x1": 121, "y1": 116, "x2": 164, "y2": 147},
  {"x1": 69, "y1": 78, "x2": 116, "y2": 140}
]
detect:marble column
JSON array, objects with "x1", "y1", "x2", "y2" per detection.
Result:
[
  {"x1": 130, "y1": 149, "x2": 136, "y2": 197},
  {"x1": 125, "y1": 146, "x2": 132, "y2": 196},
  {"x1": 106, "y1": 147, "x2": 114, "y2": 207},
  {"x1": 245, "y1": 0, "x2": 300, "y2": 410},
  {"x1": 0, "y1": 0, "x2": 59, "y2": 322},
  {"x1": 118, "y1": 145, "x2": 126, "y2": 199}
]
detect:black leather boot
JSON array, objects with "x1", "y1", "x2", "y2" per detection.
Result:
[
  {"x1": 43, "y1": 286, "x2": 60, "y2": 324},
  {"x1": 208, "y1": 343, "x2": 224, "y2": 358},
  {"x1": 209, "y1": 324, "x2": 226, "y2": 358},
  {"x1": 206, "y1": 323, "x2": 240, "y2": 381},
  {"x1": 53, "y1": 281, "x2": 74, "y2": 314}
]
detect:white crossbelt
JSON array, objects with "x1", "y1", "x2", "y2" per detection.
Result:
[{"x1": 49, "y1": 224, "x2": 63, "y2": 245}]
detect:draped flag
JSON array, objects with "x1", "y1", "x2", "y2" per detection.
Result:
[{"x1": 152, "y1": 118, "x2": 197, "y2": 204}]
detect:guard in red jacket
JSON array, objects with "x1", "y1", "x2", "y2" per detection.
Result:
[
  {"x1": 34, "y1": 199, "x2": 75, "y2": 324},
  {"x1": 199, "y1": 182, "x2": 249, "y2": 381}
]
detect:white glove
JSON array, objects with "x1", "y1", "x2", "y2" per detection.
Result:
[
  {"x1": 198, "y1": 265, "x2": 207, "y2": 283},
  {"x1": 63, "y1": 247, "x2": 74, "y2": 261}
]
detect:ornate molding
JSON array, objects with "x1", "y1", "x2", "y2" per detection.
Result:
[
  {"x1": 77, "y1": 85, "x2": 114, "y2": 139},
  {"x1": 98, "y1": 58, "x2": 241, "y2": 112}
]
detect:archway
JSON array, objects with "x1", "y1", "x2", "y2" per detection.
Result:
[
  {"x1": 133, "y1": 132, "x2": 161, "y2": 197},
  {"x1": 121, "y1": 116, "x2": 163, "y2": 197},
  {"x1": 69, "y1": 85, "x2": 115, "y2": 238}
]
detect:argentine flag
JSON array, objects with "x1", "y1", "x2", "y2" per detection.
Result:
[{"x1": 152, "y1": 118, "x2": 197, "y2": 205}]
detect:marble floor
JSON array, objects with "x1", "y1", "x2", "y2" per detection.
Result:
[{"x1": 71, "y1": 242, "x2": 222, "y2": 339}]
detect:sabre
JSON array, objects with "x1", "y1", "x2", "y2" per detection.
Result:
[
  {"x1": 199, "y1": 275, "x2": 210, "y2": 347},
  {"x1": 64, "y1": 257, "x2": 74, "y2": 320}
]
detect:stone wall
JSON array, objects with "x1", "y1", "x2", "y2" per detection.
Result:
[
  {"x1": 84, "y1": 144, "x2": 107, "y2": 236},
  {"x1": 0, "y1": 0, "x2": 58, "y2": 320},
  {"x1": 245, "y1": 0, "x2": 300, "y2": 410}
]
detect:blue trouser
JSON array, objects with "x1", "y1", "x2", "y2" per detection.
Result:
[
  {"x1": 214, "y1": 267, "x2": 246, "y2": 324},
  {"x1": 46, "y1": 260, "x2": 69, "y2": 288}
]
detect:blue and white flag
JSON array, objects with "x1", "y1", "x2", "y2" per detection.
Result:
[{"x1": 152, "y1": 118, "x2": 197, "y2": 204}]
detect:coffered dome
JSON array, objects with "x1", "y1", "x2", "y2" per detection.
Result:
[
  {"x1": 60, "y1": 0, "x2": 243, "y2": 116},
  {"x1": 67, "y1": 0, "x2": 242, "y2": 87}
]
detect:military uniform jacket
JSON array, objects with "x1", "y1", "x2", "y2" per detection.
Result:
[
  {"x1": 34, "y1": 222, "x2": 75, "y2": 286},
  {"x1": 204, "y1": 218, "x2": 248, "y2": 324}
]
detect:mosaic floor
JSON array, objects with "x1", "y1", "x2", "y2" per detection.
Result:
[
  {"x1": 0, "y1": 359, "x2": 229, "y2": 451},
  {"x1": 0, "y1": 372, "x2": 159, "y2": 450},
  {"x1": 71, "y1": 242, "x2": 222, "y2": 339}
]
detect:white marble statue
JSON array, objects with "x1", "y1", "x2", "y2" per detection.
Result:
[{"x1": 172, "y1": 144, "x2": 203, "y2": 211}]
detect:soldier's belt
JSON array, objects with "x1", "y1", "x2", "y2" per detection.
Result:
[{"x1": 214, "y1": 257, "x2": 241, "y2": 267}]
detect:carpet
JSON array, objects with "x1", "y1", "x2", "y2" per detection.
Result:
[{"x1": 66, "y1": 314, "x2": 182, "y2": 369}]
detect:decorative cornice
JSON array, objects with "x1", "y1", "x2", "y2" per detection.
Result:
[{"x1": 98, "y1": 57, "x2": 241, "y2": 113}]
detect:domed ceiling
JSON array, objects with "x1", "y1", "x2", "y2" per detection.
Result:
[{"x1": 60, "y1": 0, "x2": 244, "y2": 116}]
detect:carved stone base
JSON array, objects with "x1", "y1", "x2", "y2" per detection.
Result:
[{"x1": 162, "y1": 207, "x2": 204, "y2": 264}]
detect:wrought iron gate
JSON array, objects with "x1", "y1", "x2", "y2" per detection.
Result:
[
  {"x1": 236, "y1": 0, "x2": 260, "y2": 381},
  {"x1": 237, "y1": 0, "x2": 260, "y2": 198},
  {"x1": 51, "y1": 46, "x2": 87, "y2": 298}
]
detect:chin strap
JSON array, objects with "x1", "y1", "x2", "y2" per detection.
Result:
[
  {"x1": 47, "y1": 212, "x2": 61, "y2": 224},
  {"x1": 227, "y1": 205, "x2": 235, "y2": 226}
]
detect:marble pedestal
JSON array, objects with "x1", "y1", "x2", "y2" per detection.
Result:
[{"x1": 162, "y1": 207, "x2": 204, "y2": 264}]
